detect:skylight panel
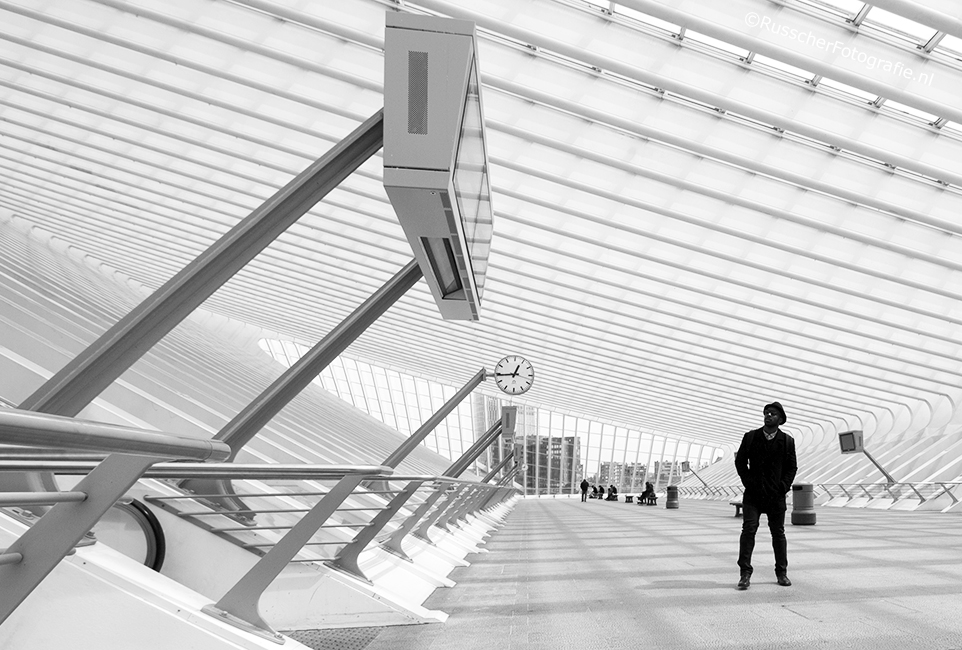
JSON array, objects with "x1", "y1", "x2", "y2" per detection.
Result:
[
  {"x1": 683, "y1": 30, "x2": 751, "y2": 61},
  {"x1": 941, "y1": 122, "x2": 961, "y2": 138},
  {"x1": 792, "y1": 0, "x2": 866, "y2": 22},
  {"x1": 612, "y1": 3, "x2": 681, "y2": 38},
  {"x1": 934, "y1": 34, "x2": 962, "y2": 65},
  {"x1": 581, "y1": 0, "x2": 609, "y2": 12},
  {"x1": 751, "y1": 53, "x2": 814, "y2": 82},
  {"x1": 862, "y1": 7, "x2": 937, "y2": 46},
  {"x1": 816, "y1": 76, "x2": 878, "y2": 103},
  {"x1": 881, "y1": 98, "x2": 939, "y2": 124}
]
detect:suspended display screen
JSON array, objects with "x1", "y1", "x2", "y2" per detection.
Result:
[
  {"x1": 838, "y1": 430, "x2": 864, "y2": 454},
  {"x1": 451, "y1": 59, "x2": 492, "y2": 305},
  {"x1": 383, "y1": 13, "x2": 495, "y2": 321}
]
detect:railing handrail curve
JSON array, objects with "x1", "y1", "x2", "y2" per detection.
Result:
[{"x1": 0, "y1": 408, "x2": 230, "y2": 462}]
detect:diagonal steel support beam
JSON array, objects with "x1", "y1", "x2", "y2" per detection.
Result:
[
  {"x1": 497, "y1": 466, "x2": 520, "y2": 486},
  {"x1": 18, "y1": 110, "x2": 385, "y2": 417},
  {"x1": 179, "y1": 259, "x2": 421, "y2": 510},
  {"x1": 482, "y1": 450, "x2": 514, "y2": 483},
  {"x1": 443, "y1": 420, "x2": 502, "y2": 478},
  {"x1": 381, "y1": 368, "x2": 487, "y2": 469},
  {"x1": 216, "y1": 259, "x2": 421, "y2": 458}
]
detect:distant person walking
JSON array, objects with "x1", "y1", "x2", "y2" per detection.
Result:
[
  {"x1": 580, "y1": 478, "x2": 590, "y2": 502},
  {"x1": 735, "y1": 402, "x2": 797, "y2": 590}
]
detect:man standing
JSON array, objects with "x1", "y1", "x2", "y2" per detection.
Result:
[
  {"x1": 580, "y1": 477, "x2": 590, "y2": 502},
  {"x1": 735, "y1": 402, "x2": 797, "y2": 590}
]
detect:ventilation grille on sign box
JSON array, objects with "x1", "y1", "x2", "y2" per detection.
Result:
[{"x1": 408, "y1": 50, "x2": 428, "y2": 134}]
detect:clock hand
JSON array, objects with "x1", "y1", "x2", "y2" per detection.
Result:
[
  {"x1": 495, "y1": 373, "x2": 516, "y2": 377},
  {"x1": 512, "y1": 365, "x2": 520, "y2": 377}
]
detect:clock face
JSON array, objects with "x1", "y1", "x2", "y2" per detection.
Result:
[{"x1": 494, "y1": 355, "x2": 534, "y2": 395}]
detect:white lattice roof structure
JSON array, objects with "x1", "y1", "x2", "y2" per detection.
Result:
[{"x1": 2, "y1": 0, "x2": 962, "y2": 475}]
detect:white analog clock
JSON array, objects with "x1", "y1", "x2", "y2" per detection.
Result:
[{"x1": 493, "y1": 355, "x2": 534, "y2": 395}]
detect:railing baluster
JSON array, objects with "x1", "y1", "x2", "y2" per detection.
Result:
[
  {"x1": 327, "y1": 480, "x2": 424, "y2": 582},
  {"x1": 201, "y1": 473, "x2": 366, "y2": 642},
  {"x1": 0, "y1": 454, "x2": 157, "y2": 625},
  {"x1": 378, "y1": 487, "x2": 439, "y2": 558}
]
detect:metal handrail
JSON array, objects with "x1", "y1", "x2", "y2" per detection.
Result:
[
  {"x1": 0, "y1": 491, "x2": 86, "y2": 507},
  {"x1": 0, "y1": 446, "x2": 109, "y2": 460},
  {"x1": 678, "y1": 482, "x2": 962, "y2": 507},
  {"x1": 0, "y1": 409, "x2": 230, "y2": 462},
  {"x1": 0, "y1": 461, "x2": 390, "y2": 479},
  {"x1": 0, "y1": 455, "x2": 516, "y2": 640}
]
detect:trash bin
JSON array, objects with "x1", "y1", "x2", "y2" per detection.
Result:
[
  {"x1": 666, "y1": 485, "x2": 679, "y2": 509},
  {"x1": 791, "y1": 483, "x2": 816, "y2": 525}
]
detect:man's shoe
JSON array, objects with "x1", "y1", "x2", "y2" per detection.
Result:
[
  {"x1": 776, "y1": 574, "x2": 792, "y2": 587},
  {"x1": 737, "y1": 574, "x2": 751, "y2": 590}
]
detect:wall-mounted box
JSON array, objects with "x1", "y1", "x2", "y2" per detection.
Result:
[
  {"x1": 838, "y1": 429, "x2": 864, "y2": 454},
  {"x1": 383, "y1": 13, "x2": 494, "y2": 321}
]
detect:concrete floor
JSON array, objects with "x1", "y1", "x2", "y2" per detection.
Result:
[{"x1": 364, "y1": 497, "x2": 962, "y2": 650}]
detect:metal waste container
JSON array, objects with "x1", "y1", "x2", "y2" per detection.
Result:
[
  {"x1": 791, "y1": 483, "x2": 816, "y2": 525},
  {"x1": 665, "y1": 485, "x2": 679, "y2": 509}
]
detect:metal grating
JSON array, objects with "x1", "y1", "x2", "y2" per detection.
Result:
[
  {"x1": 408, "y1": 50, "x2": 429, "y2": 134},
  {"x1": 284, "y1": 627, "x2": 383, "y2": 650}
]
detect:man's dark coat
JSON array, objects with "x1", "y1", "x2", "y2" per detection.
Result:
[{"x1": 734, "y1": 427, "x2": 798, "y2": 511}]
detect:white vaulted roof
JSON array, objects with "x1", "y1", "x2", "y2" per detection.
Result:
[{"x1": 1, "y1": 0, "x2": 962, "y2": 453}]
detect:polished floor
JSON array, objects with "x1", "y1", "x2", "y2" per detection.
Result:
[{"x1": 364, "y1": 497, "x2": 962, "y2": 650}]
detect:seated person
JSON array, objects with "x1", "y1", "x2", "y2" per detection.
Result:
[
  {"x1": 640, "y1": 482, "x2": 656, "y2": 504},
  {"x1": 605, "y1": 485, "x2": 619, "y2": 501},
  {"x1": 590, "y1": 485, "x2": 600, "y2": 498}
]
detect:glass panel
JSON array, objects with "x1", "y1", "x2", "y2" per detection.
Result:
[
  {"x1": 613, "y1": 3, "x2": 682, "y2": 36},
  {"x1": 684, "y1": 30, "x2": 751, "y2": 60},
  {"x1": 863, "y1": 8, "x2": 938, "y2": 45},
  {"x1": 452, "y1": 57, "x2": 493, "y2": 303}
]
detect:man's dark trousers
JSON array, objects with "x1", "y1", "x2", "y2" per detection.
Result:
[{"x1": 737, "y1": 500, "x2": 787, "y2": 575}]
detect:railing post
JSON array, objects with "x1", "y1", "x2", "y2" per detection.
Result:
[
  {"x1": 909, "y1": 484, "x2": 927, "y2": 504},
  {"x1": 326, "y1": 479, "x2": 424, "y2": 581},
  {"x1": 202, "y1": 473, "x2": 365, "y2": 642},
  {"x1": 437, "y1": 486, "x2": 480, "y2": 531},
  {"x1": 478, "y1": 485, "x2": 511, "y2": 510},
  {"x1": 413, "y1": 485, "x2": 470, "y2": 540},
  {"x1": 0, "y1": 454, "x2": 156, "y2": 625},
  {"x1": 467, "y1": 485, "x2": 498, "y2": 518},
  {"x1": 380, "y1": 483, "x2": 447, "y2": 559},
  {"x1": 456, "y1": 486, "x2": 494, "y2": 522},
  {"x1": 375, "y1": 418, "x2": 504, "y2": 549},
  {"x1": 935, "y1": 482, "x2": 960, "y2": 505}
]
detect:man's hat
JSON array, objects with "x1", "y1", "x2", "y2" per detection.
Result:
[{"x1": 764, "y1": 402, "x2": 787, "y2": 425}]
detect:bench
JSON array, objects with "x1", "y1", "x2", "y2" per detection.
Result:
[
  {"x1": 625, "y1": 495, "x2": 633, "y2": 503},
  {"x1": 637, "y1": 494, "x2": 657, "y2": 506},
  {"x1": 730, "y1": 501, "x2": 743, "y2": 517}
]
